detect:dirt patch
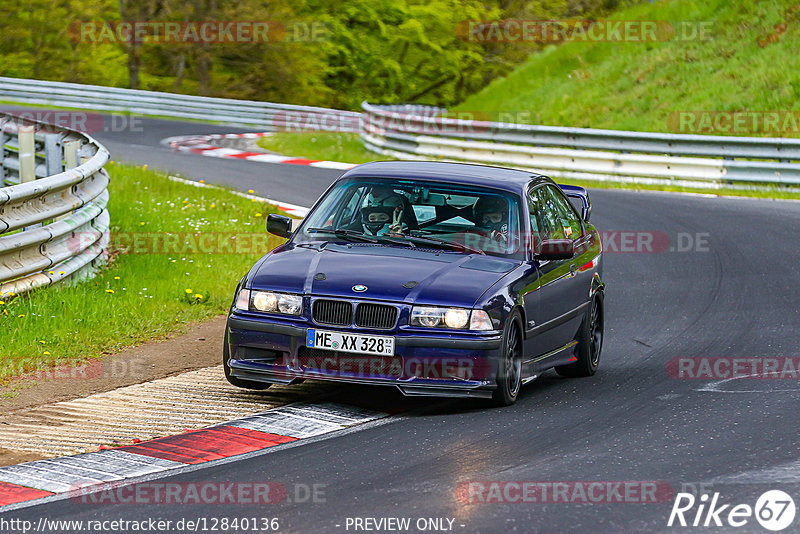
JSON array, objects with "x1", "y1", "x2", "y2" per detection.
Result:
[
  {"x1": 0, "y1": 447, "x2": 48, "y2": 466},
  {"x1": 0, "y1": 315, "x2": 227, "y2": 466},
  {"x1": 0, "y1": 315, "x2": 227, "y2": 412},
  {"x1": 0, "y1": 315, "x2": 225, "y2": 440}
]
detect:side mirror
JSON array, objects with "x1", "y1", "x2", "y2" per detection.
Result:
[
  {"x1": 267, "y1": 214, "x2": 292, "y2": 238},
  {"x1": 535, "y1": 239, "x2": 574, "y2": 261}
]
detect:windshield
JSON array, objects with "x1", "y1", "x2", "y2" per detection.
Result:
[{"x1": 296, "y1": 177, "x2": 523, "y2": 258}]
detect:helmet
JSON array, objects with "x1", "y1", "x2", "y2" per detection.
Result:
[
  {"x1": 474, "y1": 197, "x2": 509, "y2": 235},
  {"x1": 361, "y1": 186, "x2": 406, "y2": 235},
  {"x1": 361, "y1": 205, "x2": 395, "y2": 235},
  {"x1": 363, "y1": 186, "x2": 404, "y2": 209}
]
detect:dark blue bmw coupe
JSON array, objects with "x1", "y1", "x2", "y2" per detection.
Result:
[{"x1": 224, "y1": 161, "x2": 604, "y2": 406}]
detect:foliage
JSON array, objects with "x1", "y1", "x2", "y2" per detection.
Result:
[{"x1": 0, "y1": 0, "x2": 627, "y2": 108}]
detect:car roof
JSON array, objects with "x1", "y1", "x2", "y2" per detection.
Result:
[{"x1": 338, "y1": 161, "x2": 551, "y2": 194}]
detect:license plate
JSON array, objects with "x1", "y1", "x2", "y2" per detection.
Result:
[{"x1": 306, "y1": 329, "x2": 394, "y2": 356}]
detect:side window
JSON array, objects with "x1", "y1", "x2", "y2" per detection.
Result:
[
  {"x1": 543, "y1": 185, "x2": 583, "y2": 241},
  {"x1": 527, "y1": 187, "x2": 550, "y2": 250},
  {"x1": 567, "y1": 195, "x2": 584, "y2": 219},
  {"x1": 535, "y1": 186, "x2": 565, "y2": 240},
  {"x1": 334, "y1": 186, "x2": 366, "y2": 228}
]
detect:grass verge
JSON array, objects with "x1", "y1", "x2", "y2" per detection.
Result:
[
  {"x1": 0, "y1": 163, "x2": 285, "y2": 383},
  {"x1": 257, "y1": 132, "x2": 391, "y2": 164},
  {"x1": 456, "y1": 0, "x2": 800, "y2": 136}
]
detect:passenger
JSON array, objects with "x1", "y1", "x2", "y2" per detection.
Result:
[{"x1": 361, "y1": 186, "x2": 406, "y2": 235}]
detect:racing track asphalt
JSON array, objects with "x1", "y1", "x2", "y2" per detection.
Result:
[
  {"x1": 3, "y1": 116, "x2": 800, "y2": 532},
  {"x1": 77, "y1": 115, "x2": 341, "y2": 208}
]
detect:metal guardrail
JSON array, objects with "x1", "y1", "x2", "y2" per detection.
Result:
[
  {"x1": 0, "y1": 77, "x2": 360, "y2": 132},
  {"x1": 361, "y1": 103, "x2": 800, "y2": 187},
  {"x1": 3, "y1": 77, "x2": 798, "y2": 189},
  {"x1": 0, "y1": 113, "x2": 110, "y2": 297}
]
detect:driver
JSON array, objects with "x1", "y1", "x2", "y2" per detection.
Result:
[
  {"x1": 360, "y1": 186, "x2": 406, "y2": 236},
  {"x1": 474, "y1": 196, "x2": 509, "y2": 243}
]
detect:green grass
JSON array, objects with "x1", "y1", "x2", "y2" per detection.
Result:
[
  {"x1": 456, "y1": 0, "x2": 800, "y2": 136},
  {"x1": 0, "y1": 163, "x2": 286, "y2": 382},
  {"x1": 257, "y1": 132, "x2": 392, "y2": 164}
]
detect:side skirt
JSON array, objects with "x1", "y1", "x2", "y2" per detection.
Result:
[{"x1": 522, "y1": 340, "x2": 579, "y2": 376}]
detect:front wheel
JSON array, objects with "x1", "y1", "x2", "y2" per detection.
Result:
[
  {"x1": 490, "y1": 312, "x2": 523, "y2": 407},
  {"x1": 555, "y1": 293, "x2": 604, "y2": 378}
]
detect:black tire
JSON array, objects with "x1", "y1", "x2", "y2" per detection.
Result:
[
  {"x1": 490, "y1": 312, "x2": 524, "y2": 407},
  {"x1": 223, "y1": 336, "x2": 272, "y2": 391},
  {"x1": 555, "y1": 293, "x2": 604, "y2": 378}
]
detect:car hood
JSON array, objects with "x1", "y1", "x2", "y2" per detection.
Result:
[{"x1": 248, "y1": 242, "x2": 519, "y2": 308}]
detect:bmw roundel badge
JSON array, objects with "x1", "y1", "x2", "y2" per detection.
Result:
[{"x1": 352, "y1": 285, "x2": 368, "y2": 292}]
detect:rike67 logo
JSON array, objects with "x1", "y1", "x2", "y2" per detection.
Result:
[{"x1": 668, "y1": 490, "x2": 796, "y2": 531}]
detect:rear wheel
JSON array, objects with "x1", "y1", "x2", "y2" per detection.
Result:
[
  {"x1": 490, "y1": 313, "x2": 523, "y2": 407},
  {"x1": 223, "y1": 336, "x2": 272, "y2": 391},
  {"x1": 556, "y1": 293, "x2": 603, "y2": 378}
]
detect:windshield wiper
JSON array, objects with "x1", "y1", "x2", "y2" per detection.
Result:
[
  {"x1": 307, "y1": 227, "x2": 415, "y2": 247},
  {"x1": 372, "y1": 234, "x2": 416, "y2": 247},
  {"x1": 405, "y1": 233, "x2": 485, "y2": 255},
  {"x1": 306, "y1": 227, "x2": 378, "y2": 243}
]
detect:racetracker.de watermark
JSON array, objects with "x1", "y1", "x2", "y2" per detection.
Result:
[
  {"x1": 668, "y1": 111, "x2": 800, "y2": 135},
  {"x1": 68, "y1": 481, "x2": 325, "y2": 505},
  {"x1": 69, "y1": 20, "x2": 327, "y2": 44},
  {"x1": 457, "y1": 20, "x2": 713, "y2": 43},
  {"x1": 271, "y1": 110, "x2": 583, "y2": 134},
  {"x1": 6, "y1": 358, "x2": 149, "y2": 381},
  {"x1": 666, "y1": 357, "x2": 800, "y2": 380},
  {"x1": 270, "y1": 110, "x2": 493, "y2": 134},
  {"x1": 598, "y1": 231, "x2": 709, "y2": 253},
  {"x1": 66, "y1": 231, "x2": 711, "y2": 256},
  {"x1": 75, "y1": 232, "x2": 279, "y2": 255},
  {"x1": 456, "y1": 481, "x2": 674, "y2": 504},
  {"x1": 2, "y1": 110, "x2": 143, "y2": 134},
  {"x1": 290, "y1": 354, "x2": 491, "y2": 381}
]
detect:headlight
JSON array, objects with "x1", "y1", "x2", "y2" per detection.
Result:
[
  {"x1": 411, "y1": 307, "x2": 444, "y2": 327},
  {"x1": 253, "y1": 291, "x2": 278, "y2": 312},
  {"x1": 277, "y1": 294, "x2": 302, "y2": 315},
  {"x1": 444, "y1": 308, "x2": 469, "y2": 329},
  {"x1": 410, "y1": 306, "x2": 494, "y2": 330},
  {"x1": 242, "y1": 290, "x2": 303, "y2": 315}
]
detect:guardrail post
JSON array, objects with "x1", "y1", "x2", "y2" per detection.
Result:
[
  {"x1": 64, "y1": 140, "x2": 80, "y2": 169},
  {"x1": 18, "y1": 122, "x2": 42, "y2": 229},
  {"x1": 44, "y1": 133, "x2": 63, "y2": 176},
  {"x1": 57, "y1": 140, "x2": 82, "y2": 222},
  {"x1": 0, "y1": 116, "x2": 6, "y2": 184},
  {"x1": 18, "y1": 123, "x2": 35, "y2": 183}
]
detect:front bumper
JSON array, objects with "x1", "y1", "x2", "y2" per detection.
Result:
[{"x1": 226, "y1": 314, "x2": 503, "y2": 399}]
